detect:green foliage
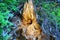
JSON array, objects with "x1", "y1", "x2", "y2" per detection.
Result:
[
  {"x1": 0, "y1": 11, "x2": 13, "y2": 40},
  {"x1": 3, "y1": 34, "x2": 10, "y2": 40},
  {"x1": 41, "y1": 2, "x2": 60, "y2": 29},
  {"x1": 0, "y1": 11, "x2": 13, "y2": 27},
  {"x1": 0, "y1": 28, "x2": 3, "y2": 35},
  {"x1": 0, "y1": 0, "x2": 21, "y2": 40},
  {"x1": 0, "y1": 0, "x2": 27, "y2": 40}
]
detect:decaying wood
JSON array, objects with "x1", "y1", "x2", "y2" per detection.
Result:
[
  {"x1": 18, "y1": 0, "x2": 51, "y2": 40},
  {"x1": 19, "y1": 0, "x2": 42, "y2": 40}
]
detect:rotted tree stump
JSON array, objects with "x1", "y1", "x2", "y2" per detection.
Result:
[
  {"x1": 18, "y1": 0, "x2": 42, "y2": 40},
  {"x1": 17, "y1": 0, "x2": 55, "y2": 40}
]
